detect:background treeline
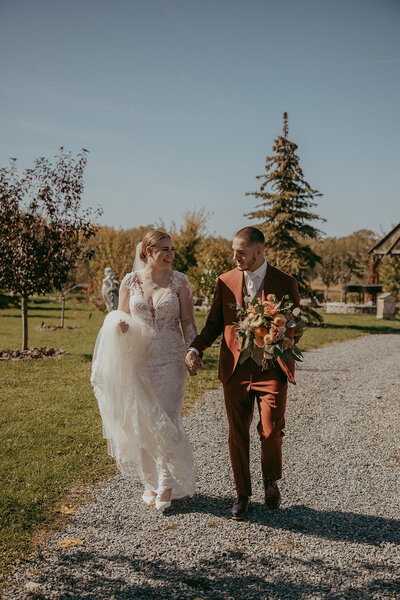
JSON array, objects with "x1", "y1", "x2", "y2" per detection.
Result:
[
  {"x1": 72, "y1": 114, "x2": 399, "y2": 306},
  {"x1": 74, "y1": 215, "x2": 399, "y2": 302},
  {"x1": 311, "y1": 229, "x2": 400, "y2": 300},
  {"x1": 310, "y1": 229, "x2": 376, "y2": 300},
  {"x1": 76, "y1": 210, "x2": 234, "y2": 301}
]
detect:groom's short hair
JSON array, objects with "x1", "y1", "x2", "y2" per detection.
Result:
[{"x1": 234, "y1": 227, "x2": 265, "y2": 246}]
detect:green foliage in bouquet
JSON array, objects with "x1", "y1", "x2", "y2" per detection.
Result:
[{"x1": 232, "y1": 293, "x2": 306, "y2": 370}]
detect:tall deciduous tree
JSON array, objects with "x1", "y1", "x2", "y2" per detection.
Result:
[
  {"x1": 315, "y1": 237, "x2": 364, "y2": 300},
  {"x1": 0, "y1": 149, "x2": 101, "y2": 350},
  {"x1": 246, "y1": 112, "x2": 325, "y2": 321},
  {"x1": 309, "y1": 229, "x2": 378, "y2": 299},
  {"x1": 170, "y1": 208, "x2": 210, "y2": 275},
  {"x1": 76, "y1": 225, "x2": 151, "y2": 297},
  {"x1": 191, "y1": 236, "x2": 234, "y2": 297}
]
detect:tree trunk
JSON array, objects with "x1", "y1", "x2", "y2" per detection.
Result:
[
  {"x1": 21, "y1": 294, "x2": 28, "y2": 351},
  {"x1": 61, "y1": 294, "x2": 65, "y2": 328},
  {"x1": 325, "y1": 286, "x2": 329, "y2": 302}
]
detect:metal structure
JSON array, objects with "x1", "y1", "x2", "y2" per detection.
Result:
[
  {"x1": 341, "y1": 283, "x2": 382, "y2": 304},
  {"x1": 367, "y1": 223, "x2": 400, "y2": 284}
]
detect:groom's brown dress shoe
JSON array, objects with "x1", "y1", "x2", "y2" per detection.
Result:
[
  {"x1": 264, "y1": 480, "x2": 281, "y2": 510},
  {"x1": 230, "y1": 495, "x2": 251, "y2": 520}
]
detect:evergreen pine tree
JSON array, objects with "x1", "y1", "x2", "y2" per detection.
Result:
[{"x1": 246, "y1": 112, "x2": 325, "y2": 321}]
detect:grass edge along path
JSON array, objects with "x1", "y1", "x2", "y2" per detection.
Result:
[{"x1": 0, "y1": 296, "x2": 399, "y2": 589}]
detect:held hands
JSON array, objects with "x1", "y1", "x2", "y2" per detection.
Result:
[
  {"x1": 185, "y1": 349, "x2": 203, "y2": 376},
  {"x1": 119, "y1": 320, "x2": 129, "y2": 334}
]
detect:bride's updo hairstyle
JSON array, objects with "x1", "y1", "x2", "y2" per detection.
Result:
[{"x1": 139, "y1": 230, "x2": 172, "y2": 263}]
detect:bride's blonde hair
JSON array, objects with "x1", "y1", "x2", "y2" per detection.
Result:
[{"x1": 139, "y1": 230, "x2": 172, "y2": 262}]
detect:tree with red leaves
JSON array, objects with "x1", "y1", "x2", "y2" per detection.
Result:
[{"x1": 0, "y1": 148, "x2": 101, "y2": 350}]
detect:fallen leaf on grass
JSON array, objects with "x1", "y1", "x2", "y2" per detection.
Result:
[
  {"x1": 59, "y1": 505, "x2": 77, "y2": 515},
  {"x1": 57, "y1": 538, "x2": 84, "y2": 548},
  {"x1": 24, "y1": 581, "x2": 41, "y2": 594}
]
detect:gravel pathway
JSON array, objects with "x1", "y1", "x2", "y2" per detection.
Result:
[{"x1": 4, "y1": 334, "x2": 400, "y2": 599}]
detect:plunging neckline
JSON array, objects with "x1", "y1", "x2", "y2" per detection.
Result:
[{"x1": 135, "y1": 271, "x2": 173, "y2": 316}]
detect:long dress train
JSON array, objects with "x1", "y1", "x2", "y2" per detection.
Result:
[{"x1": 91, "y1": 270, "x2": 197, "y2": 499}]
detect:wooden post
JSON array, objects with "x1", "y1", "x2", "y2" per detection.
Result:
[
  {"x1": 61, "y1": 294, "x2": 65, "y2": 328},
  {"x1": 368, "y1": 255, "x2": 381, "y2": 285},
  {"x1": 21, "y1": 294, "x2": 28, "y2": 351}
]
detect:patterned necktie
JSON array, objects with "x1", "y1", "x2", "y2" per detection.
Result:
[{"x1": 239, "y1": 275, "x2": 265, "y2": 367}]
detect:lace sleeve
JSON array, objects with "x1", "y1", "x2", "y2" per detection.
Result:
[
  {"x1": 175, "y1": 272, "x2": 198, "y2": 347},
  {"x1": 117, "y1": 272, "x2": 135, "y2": 313},
  {"x1": 121, "y1": 272, "x2": 136, "y2": 292}
]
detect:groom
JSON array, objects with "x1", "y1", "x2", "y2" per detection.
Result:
[{"x1": 186, "y1": 227, "x2": 300, "y2": 520}]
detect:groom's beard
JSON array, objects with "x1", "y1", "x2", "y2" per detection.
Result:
[{"x1": 237, "y1": 254, "x2": 257, "y2": 271}]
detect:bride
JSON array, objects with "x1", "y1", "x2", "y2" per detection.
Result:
[{"x1": 91, "y1": 230, "x2": 198, "y2": 511}]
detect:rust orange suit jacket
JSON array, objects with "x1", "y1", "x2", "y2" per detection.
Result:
[{"x1": 191, "y1": 264, "x2": 301, "y2": 385}]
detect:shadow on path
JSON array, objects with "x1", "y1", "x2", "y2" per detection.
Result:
[
  {"x1": 30, "y1": 548, "x2": 399, "y2": 600},
  {"x1": 168, "y1": 495, "x2": 400, "y2": 546}
]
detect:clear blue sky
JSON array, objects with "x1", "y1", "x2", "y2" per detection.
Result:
[{"x1": 1, "y1": 0, "x2": 399, "y2": 239}]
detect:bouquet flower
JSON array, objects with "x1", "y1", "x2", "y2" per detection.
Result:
[{"x1": 232, "y1": 293, "x2": 306, "y2": 370}]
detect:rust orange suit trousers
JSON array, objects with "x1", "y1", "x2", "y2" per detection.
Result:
[{"x1": 223, "y1": 359, "x2": 288, "y2": 497}]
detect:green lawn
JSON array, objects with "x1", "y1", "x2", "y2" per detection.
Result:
[
  {"x1": 0, "y1": 296, "x2": 111, "y2": 583},
  {"x1": 0, "y1": 296, "x2": 399, "y2": 586},
  {"x1": 300, "y1": 310, "x2": 400, "y2": 349}
]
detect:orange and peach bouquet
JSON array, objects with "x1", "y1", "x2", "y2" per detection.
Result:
[{"x1": 232, "y1": 294, "x2": 306, "y2": 370}]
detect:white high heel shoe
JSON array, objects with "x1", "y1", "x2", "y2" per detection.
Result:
[
  {"x1": 142, "y1": 492, "x2": 156, "y2": 506},
  {"x1": 155, "y1": 490, "x2": 171, "y2": 511},
  {"x1": 155, "y1": 498, "x2": 171, "y2": 511}
]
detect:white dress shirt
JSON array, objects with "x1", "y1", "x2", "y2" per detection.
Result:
[
  {"x1": 187, "y1": 260, "x2": 268, "y2": 357},
  {"x1": 244, "y1": 260, "x2": 268, "y2": 300}
]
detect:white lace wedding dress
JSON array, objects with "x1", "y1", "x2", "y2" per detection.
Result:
[{"x1": 91, "y1": 270, "x2": 197, "y2": 499}]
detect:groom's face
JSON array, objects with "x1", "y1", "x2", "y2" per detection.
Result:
[{"x1": 232, "y1": 237, "x2": 262, "y2": 272}]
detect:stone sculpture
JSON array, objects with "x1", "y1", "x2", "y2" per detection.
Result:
[{"x1": 101, "y1": 268, "x2": 120, "y2": 312}]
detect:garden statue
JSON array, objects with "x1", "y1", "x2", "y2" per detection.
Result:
[{"x1": 101, "y1": 268, "x2": 120, "y2": 312}]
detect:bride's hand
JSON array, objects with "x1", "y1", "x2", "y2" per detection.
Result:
[
  {"x1": 185, "y1": 350, "x2": 202, "y2": 376},
  {"x1": 119, "y1": 320, "x2": 129, "y2": 334}
]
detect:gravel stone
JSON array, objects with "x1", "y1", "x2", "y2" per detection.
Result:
[{"x1": 3, "y1": 334, "x2": 400, "y2": 599}]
